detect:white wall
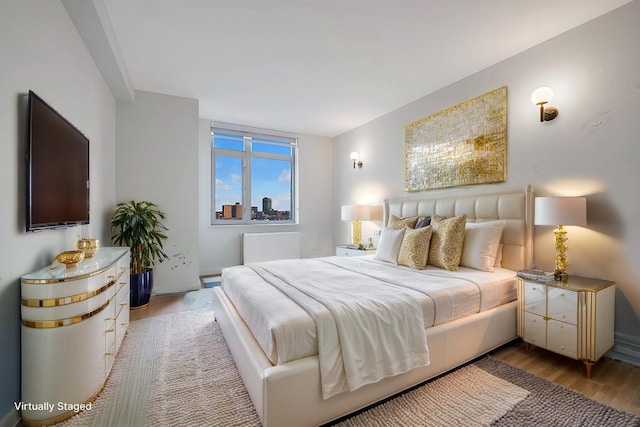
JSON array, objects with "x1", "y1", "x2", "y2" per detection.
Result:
[
  {"x1": 116, "y1": 91, "x2": 200, "y2": 293},
  {"x1": 0, "y1": 1, "x2": 117, "y2": 424},
  {"x1": 333, "y1": 2, "x2": 640, "y2": 340},
  {"x1": 198, "y1": 119, "x2": 334, "y2": 275}
]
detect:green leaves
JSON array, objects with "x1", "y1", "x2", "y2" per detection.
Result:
[{"x1": 111, "y1": 201, "x2": 169, "y2": 274}]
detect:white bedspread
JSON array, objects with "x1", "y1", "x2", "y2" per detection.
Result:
[
  {"x1": 247, "y1": 259, "x2": 430, "y2": 399},
  {"x1": 222, "y1": 256, "x2": 517, "y2": 398}
]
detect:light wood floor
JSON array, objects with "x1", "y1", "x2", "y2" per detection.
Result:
[
  {"x1": 133, "y1": 292, "x2": 640, "y2": 417},
  {"x1": 128, "y1": 291, "x2": 203, "y2": 322},
  {"x1": 492, "y1": 340, "x2": 640, "y2": 416}
]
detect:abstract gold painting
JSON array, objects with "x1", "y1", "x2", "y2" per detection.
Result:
[{"x1": 404, "y1": 86, "x2": 507, "y2": 192}]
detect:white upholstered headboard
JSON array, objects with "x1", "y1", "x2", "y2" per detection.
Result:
[{"x1": 384, "y1": 185, "x2": 533, "y2": 271}]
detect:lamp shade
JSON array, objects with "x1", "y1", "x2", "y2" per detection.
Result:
[
  {"x1": 534, "y1": 197, "x2": 587, "y2": 226},
  {"x1": 531, "y1": 87, "x2": 554, "y2": 105},
  {"x1": 341, "y1": 205, "x2": 382, "y2": 221}
]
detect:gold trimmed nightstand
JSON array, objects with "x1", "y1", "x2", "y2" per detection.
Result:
[
  {"x1": 516, "y1": 275, "x2": 615, "y2": 378},
  {"x1": 335, "y1": 246, "x2": 376, "y2": 256}
]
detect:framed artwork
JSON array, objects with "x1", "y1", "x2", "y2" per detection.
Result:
[{"x1": 404, "y1": 86, "x2": 507, "y2": 192}]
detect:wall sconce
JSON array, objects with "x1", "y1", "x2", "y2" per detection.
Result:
[
  {"x1": 531, "y1": 87, "x2": 559, "y2": 122},
  {"x1": 350, "y1": 152, "x2": 363, "y2": 169}
]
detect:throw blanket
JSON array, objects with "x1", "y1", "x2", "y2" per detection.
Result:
[{"x1": 247, "y1": 259, "x2": 430, "y2": 399}]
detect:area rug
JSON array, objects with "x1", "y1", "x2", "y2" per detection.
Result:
[
  {"x1": 338, "y1": 356, "x2": 640, "y2": 427},
  {"x1": 334, "y1": 364, "x2": 529, "y2": 426},
  {"x1": 181, "y1": 287, "x2": 213, "y2": 309},
  {"x1": 57, "y1": 309, "x2": 260, "y2": 427},
  {"x1": 56, "y1": 309, "x2": 640, "y2": 427},
  {"x1": 476, "y1": 357, "x2": 640, "y2": 427}
]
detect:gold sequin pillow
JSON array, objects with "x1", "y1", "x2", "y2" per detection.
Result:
[
  {"x1": 388, "y1": 215, "x2": 419, "y2": 230},
  {"x1": 427, "y1": 214, "x2": 467, "y2": 271},
  {"x1": 398, "y1": 226, "x2": 433, "y2": 269}
]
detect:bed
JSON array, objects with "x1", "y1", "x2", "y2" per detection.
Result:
[{"x1": 211, "y1": 186, "x2": 533, "y2": 427}]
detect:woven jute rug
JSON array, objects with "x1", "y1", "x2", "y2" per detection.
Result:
[
  {"x1": 334, "y1": 363, "x2": 529, "y2": 426},
  {"x1": 57, "y1": 309, "x2": 260, "y2": 427},
  {"x1": 56, "y1": 309, "x2": 640, "y2": 427},
  {"x1": 476, "y1": 357, "x2": 640, "y2": 427}
]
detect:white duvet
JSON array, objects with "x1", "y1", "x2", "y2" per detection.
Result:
[
  {"x1": 222, "y1": 256, "x2": 517, "y2": 399},
  {"x1": 247, "y1": 259, "x2": 430, "y2": 399}
]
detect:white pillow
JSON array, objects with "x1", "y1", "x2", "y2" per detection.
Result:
[
  {"x1": 460, "y1": 221, "x2": 505, "y2": 272},
  {"x1": 494, "y1": 243, "x2": 504, "y2": 268},
  {"x1": 374, "y1": 227, "x2": 406, "y2": 264}
]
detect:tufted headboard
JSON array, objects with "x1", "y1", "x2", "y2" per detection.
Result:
[{"x1": 384, "y1": 185, "x2": 533, "y2": 271}]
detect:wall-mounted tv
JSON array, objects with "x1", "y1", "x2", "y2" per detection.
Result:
[{"x1": 27, "y1": 90, "x2": 90, "y2": 232}]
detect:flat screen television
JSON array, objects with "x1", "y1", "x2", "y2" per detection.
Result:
[{"x1": 27, "y1": 90, "x2": 90, "y2": 231}]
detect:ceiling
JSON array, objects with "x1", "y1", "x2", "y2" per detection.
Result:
[{"x1": 99, "y1": 0, "x2": 630, "y2": 137}]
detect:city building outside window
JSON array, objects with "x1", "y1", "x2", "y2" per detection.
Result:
[{"x1": 211, "y1": 124, "x2": 297, "y2": 225}]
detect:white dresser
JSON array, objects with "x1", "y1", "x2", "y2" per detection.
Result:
[
  {"x1": 516, "y1": 275, "x2": 615, "y2": 378},
  {"x1": 20, "y1": 247, "x2": 130, "y2": 426}
]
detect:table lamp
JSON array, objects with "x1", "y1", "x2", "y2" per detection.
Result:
[
  {"x1": 534, "y1": 196, "x2": 587, "y2": 281},
  {"x1": 341, "y1": 205, "x2": 381, "y2": 248}
]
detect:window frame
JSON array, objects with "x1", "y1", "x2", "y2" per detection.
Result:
[{"x1": 211, "y1": 125, "x2": 298, "y2": 225}]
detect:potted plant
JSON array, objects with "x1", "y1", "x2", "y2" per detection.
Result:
[{"x1": 111, "y1": 200, "x2": 169, "y2": 308}]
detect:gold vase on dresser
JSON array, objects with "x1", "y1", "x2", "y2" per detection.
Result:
[{"x1": 77, "y1": 238, "x2": 100, "y2": 258}]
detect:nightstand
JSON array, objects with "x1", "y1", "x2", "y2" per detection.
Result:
[
  {"x1": 516, "y1": 275, "x2": 615, "y2": 378},
  {"x1": 335, "y1": 246, "x2": 376, "y2": 256}
]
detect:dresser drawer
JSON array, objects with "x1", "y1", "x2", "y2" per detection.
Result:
[
  {"x1": 523, "y1": 312, "x2": 546, "y2": 347},
  {"x1": 547, "y1": 319, "x2": 578, "y2": 359},
  {"x1": 115, "y1": 309, "x2": 129, "y2": 353},
  {"x1": 523, "y1": 281, "x2": 546, "y2": 316},
  {"x1": 547, "y1": 287, "x2": 578, "y2": 325}
]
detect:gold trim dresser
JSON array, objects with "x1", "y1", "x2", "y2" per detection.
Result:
[
  {"x1": 20, "y1": 247, "x2": 129, "y2": 426},
  {"x1": 516, "y1": 275, "x2": 615, "y2": 378}
]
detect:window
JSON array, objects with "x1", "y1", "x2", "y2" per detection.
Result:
[{"x1": 211, "y1": 125, "x2": 297, "y2": 225}]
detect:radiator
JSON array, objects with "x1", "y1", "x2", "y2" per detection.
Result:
[{"x1": 242, "y1": 232, "x2": 301, "y2": 264}]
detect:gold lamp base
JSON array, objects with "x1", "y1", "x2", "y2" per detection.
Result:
[
  {"x1": 554, "y1": 225, "x2": 569, "y2": 281},
  {"x1": 351, "y1": 220, "x2": 362, "y2": 247}
]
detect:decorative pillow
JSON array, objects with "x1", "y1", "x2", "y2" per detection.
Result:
[
  {"x1": 460, "y1": 221, "x2": 506, "y2": 272},
  {"x1": 388, "y1": 215, "x2": 419, "y2": 230},
  {"x1": 428, "y1": 214, "x2": 467, "y2": 271},
  {"x1": 415, "y1": 216, "x2": 431, "y2": 229},
  {"x1": 374, "y1": 227, "x2": 406, "y2": 264},
  {"x1": 398, "y1": 226, "x2": 433, "y2": 270}
]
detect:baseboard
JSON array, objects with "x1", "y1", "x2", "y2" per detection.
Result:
[
  {"x1": 153, "y1": 288, "x2": 200, "y2": 296},
  {"x1": 607, "y1": 332, "x2": 640, "y2": 367},
  {"x1": 0, "y1": 407, "x2": 20, "y2": 427}
]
